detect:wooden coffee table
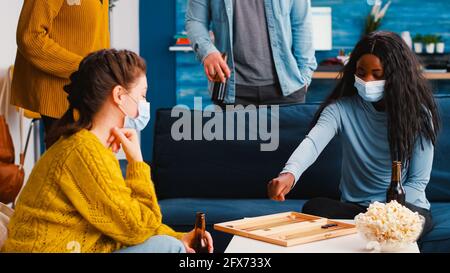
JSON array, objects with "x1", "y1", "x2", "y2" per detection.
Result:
[{"x1": 225, "y1": 220, "x2": 420, "y2": 253}]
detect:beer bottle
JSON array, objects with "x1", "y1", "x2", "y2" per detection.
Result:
[
  {"x1": 386, "y1": 161, "x2": 406, "y2": 205},
  {"x1": 211, "y1": 53, "x2": 228, "y2": 104},
  {"x1": 192, "y1": 212, "x2": 209, "y2": 253}
]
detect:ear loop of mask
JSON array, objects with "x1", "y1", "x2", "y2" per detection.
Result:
[{"x1": 118, "y1": 90, "x2": 139, "y2": 118}]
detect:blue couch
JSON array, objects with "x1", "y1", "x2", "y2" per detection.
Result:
[{"x1": 148, "y1": 96, "x2": 450, "y2": 253}]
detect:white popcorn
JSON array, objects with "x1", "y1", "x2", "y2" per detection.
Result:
[{"x1": 355, "y1": 201, "x2": 424, "y2": 251}]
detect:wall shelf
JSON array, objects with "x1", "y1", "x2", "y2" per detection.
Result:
[{"x1": 169, "y1": 46, "x2": 193, "y2": 52}]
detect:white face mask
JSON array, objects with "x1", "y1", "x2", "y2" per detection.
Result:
[
  {"x1": 118, "y1": 93, "x2": 151, "y2": 131},
  {"x1": 354, "y1": 75, "x2": 385, "y2": 102}
]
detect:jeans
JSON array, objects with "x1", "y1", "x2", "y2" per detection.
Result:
[{"x1": 115, "y1": 235, "x2": 186, "y2": 253}]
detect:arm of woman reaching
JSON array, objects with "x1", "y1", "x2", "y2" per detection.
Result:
[
  {"x1": 403, "y1": 136, "x2": 434, "y2": 209},
  {"x1": 268, "y1": 103, "x2": 342, "y2": 201}
]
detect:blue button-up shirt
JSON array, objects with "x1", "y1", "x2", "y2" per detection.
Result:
[{"x1": 186, "y1": 0, "x2": 318, "y2": 103}]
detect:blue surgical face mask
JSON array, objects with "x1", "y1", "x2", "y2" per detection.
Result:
[
  {"x1": 119, "y1": 93, "x2": 151, "y2": 131},
  {"x1": 354, "y1": 75, "x2": 385, "y2": 102}
]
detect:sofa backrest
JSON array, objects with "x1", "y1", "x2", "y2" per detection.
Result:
[
  {"x1": 152, "y1": 103, "x2": 341, "y2": 200},
  {"x1": 426, "y1": 95, "x2": 450, "y2": 201},
  {"x1": 151, "y1": 96, "x2": 450, "y2": 202}
]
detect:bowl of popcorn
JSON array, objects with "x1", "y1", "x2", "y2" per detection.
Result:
[{"x1": 354, "y1": 201, "x2": 425, "y2": 253}]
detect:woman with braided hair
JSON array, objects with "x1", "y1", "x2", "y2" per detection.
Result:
[{"x1": 2, "y1": 49, "x2": 214, "y2": 253}]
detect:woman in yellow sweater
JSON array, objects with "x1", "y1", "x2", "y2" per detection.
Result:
[
  {"x1": 11, "y1": 0, "x2": 110, "y2": 148},
  {"x1": 2, "y1": 49, "x2": 213, "y2": 253}
]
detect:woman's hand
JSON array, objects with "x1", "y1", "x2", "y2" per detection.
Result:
[
  {"x1": 203, "y1": 52, "x2": 230, "y2": 83},
  {"x1": 181, "y1": 229, "x2": 214, "y2": 253},
  {"x1": 267, "y1": 173, "x2": 295, "y2": 202},
  {"x1": 107, "y1": 127, "x2": 143, "y2": 163}
]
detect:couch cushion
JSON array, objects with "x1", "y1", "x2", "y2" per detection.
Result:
[
  {"x1": 426, "y1": 95, "x2": 450, "y2": 202},
  {"x1": 160, "y1": 198, "x2": 307, "y2": 226},
  {"x1": 419, "y1": 202, "x2": 450, "y2": 252},
  {"x1": 423, "y1": 203, "x2": 450, "y2": 242}
]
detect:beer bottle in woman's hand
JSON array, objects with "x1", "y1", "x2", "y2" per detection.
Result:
[{"x1": 191, "y1": 212, "x2": 209, "y2": 253}]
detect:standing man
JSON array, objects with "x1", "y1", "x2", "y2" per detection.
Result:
[
  {"x1": 186, "y1": 0, "x2": 317, "y2": 106},
  {"x1": 11, "y1": 0, "x2": 110, "y2": 148}
]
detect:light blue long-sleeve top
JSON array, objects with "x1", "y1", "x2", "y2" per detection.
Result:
[
  {"x1": 282, "y1": 95, "x2": 434, "y2": 210},
  {"x1": 185, "y1": 0, "x2": 317, "y2": 104}
]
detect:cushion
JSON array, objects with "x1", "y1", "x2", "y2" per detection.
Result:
[
  {"x1": 422, "y1": 203, "x2": 450, "y2": 242},
  {"x1": 160, "y1": 198, "x2": 307, "y2": 226},
  {"x1": 426, "y1": 95, "x2": 450, "y2": 202}
]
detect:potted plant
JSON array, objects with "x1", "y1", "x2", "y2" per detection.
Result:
[
  {"x1": 363, "y1": 0, "x2": 392, "y2": 36},
  {"x1": 423, "y1": 35, "x2": 438, "y2": 54},
  {"x1": 412, "y1": 34, "x2": 423, "y2": 54},
  {"x1": 436, "y1": 36, "x2": 445, "y2": 54}
]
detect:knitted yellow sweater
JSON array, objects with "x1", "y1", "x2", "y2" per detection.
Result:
[
  {"x1": 1, "y1": 130, "x2": 183, "y2": 253},
  {"x1": 11, "y1": 0, "x2": 110, "y2": 118}
]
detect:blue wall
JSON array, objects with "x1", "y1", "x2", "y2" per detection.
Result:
[
  {"x1": 173, "y1": 0, "x2": 450, "y2": 106},
  {"x1": 314, "y1": 0, "x2": 450, "y2": 57},
  {"x1": 140, "y1": 0, "x2": 177, "y2": 162},
  {"x1": 140, "y1": 0, "x2": 450, "y2": 161}
]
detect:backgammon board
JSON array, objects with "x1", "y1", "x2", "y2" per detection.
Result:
[{"x1": 214, "y1": 212, "x2": 357, "y2": 247}]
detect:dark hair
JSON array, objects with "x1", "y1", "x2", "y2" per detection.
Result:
[
  {"x1": 312, "y1": 31, "x2": 440, "y2": 162},
  {"x1": 47, "y1": 49, "x2": 147, "y2": 146}
]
